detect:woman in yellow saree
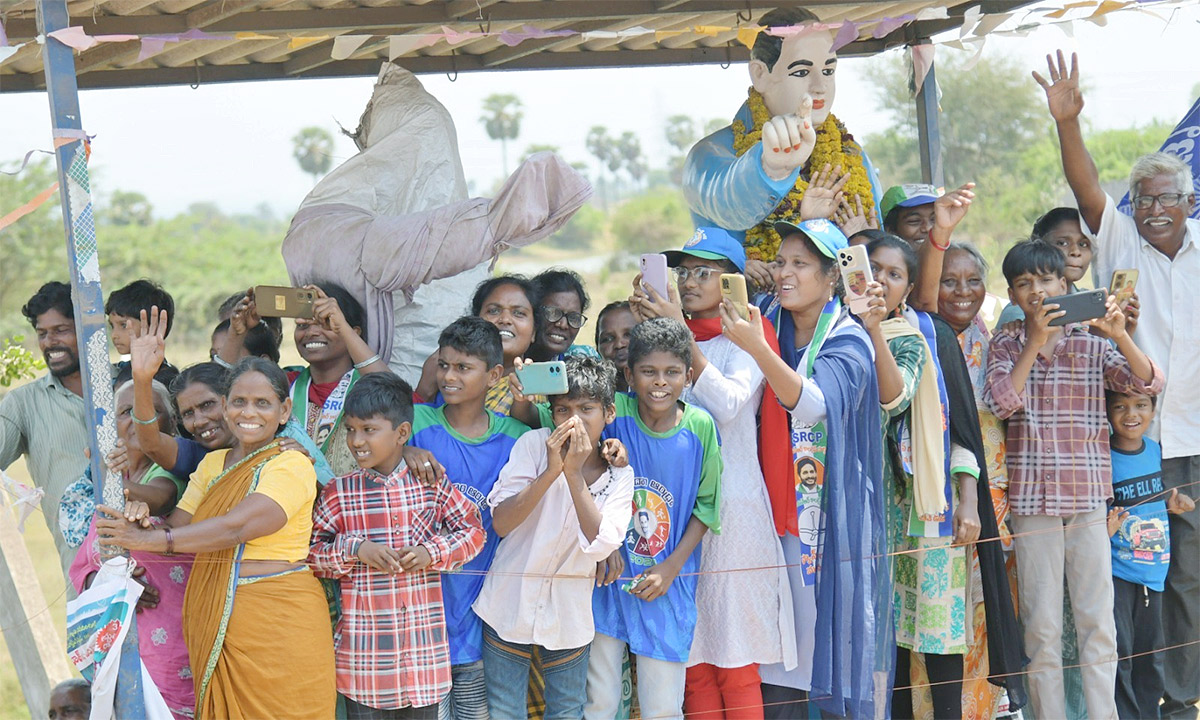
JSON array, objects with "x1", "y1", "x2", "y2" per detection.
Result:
[{"x1": 98, "y1": 357, "x2": 335, "y2": 719}]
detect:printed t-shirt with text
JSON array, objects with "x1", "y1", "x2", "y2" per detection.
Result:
[
  {"x1": 1110, "y1": 438, "x2": 1170, "y2": 592},
  {"x1": 592, "y1": 392, "x2": 723, "y2": 663},
  {"x1": 409, "y1": 404, "x2": 529, "y2": 664}
]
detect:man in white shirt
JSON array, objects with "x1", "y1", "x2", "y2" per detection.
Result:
[{"x1": 1038, "y1": 50, "x2": 1200, "y2": 719}]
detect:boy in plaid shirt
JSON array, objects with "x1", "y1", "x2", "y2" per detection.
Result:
[
  {"x1": 984, "y1": 241, "x2": 1164, "y2": 720},
  {"x1": 309, "y1": 373, "x2": 485, "y2": 720}
]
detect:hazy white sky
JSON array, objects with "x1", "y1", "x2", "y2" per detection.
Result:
[{"x1": 3, "y1": 5, "x2": 1198, "y2": 218}]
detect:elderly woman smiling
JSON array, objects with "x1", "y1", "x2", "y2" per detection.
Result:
[{"x1": 97, "y1": 357, "x2": 335, "y2": 719}]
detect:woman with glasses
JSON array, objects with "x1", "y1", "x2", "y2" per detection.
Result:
[{"x1": 531, "y1": 269, "x2": 601, "y2": 361}]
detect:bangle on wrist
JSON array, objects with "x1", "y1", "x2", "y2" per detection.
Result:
[
  {"x1": 163, "y1": 527, "x2": 176, "y2": 556},
  {"x1": 354, "y1": 354, "x2": 381, "y2": 370},
  {"x1": 131, "y1": 410, "x2": 159, "y2": 426},
  {"x1": 929, "y1": 229, "x2": 951, "y2": 251}
]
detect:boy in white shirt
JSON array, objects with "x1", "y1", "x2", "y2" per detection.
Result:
[{"x1": 472, "y1": 355, "x2": 634, "y2": 719}]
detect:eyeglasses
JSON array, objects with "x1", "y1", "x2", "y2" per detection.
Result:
[
  {"x1": 1132, "y1": 192, "x2": 1189, "y2": 210},
  {"x1": 672, "y1": 266, "x2": 719, "y2": 284},
  {"x1": 542, "y1": 306, "x2": 587, "y2": 329}
]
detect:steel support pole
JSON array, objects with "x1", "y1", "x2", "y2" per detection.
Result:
[
  {"x1": 914, "y1": 38, "x2": 945, "y2": 188},
  {"x1": 36, "y1": 0, "x2": 143, "y2": 715}
]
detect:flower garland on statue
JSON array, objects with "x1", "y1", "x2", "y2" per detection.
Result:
[{"x1": 732, "y1": 87, "x2": 874, "y2": 262}]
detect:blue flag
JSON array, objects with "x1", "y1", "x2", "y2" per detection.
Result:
[{"x1": 1117, "y1": 96, "x2": 1200, "y2": 220}]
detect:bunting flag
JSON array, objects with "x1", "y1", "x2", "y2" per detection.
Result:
[{"x1": 16, "y1": 0, "x2": 1193, "y2": 68}]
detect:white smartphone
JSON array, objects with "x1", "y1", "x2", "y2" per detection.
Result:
[
  {"x1": 838, "y1": 245, "x2": 872, "y2": 315},
  {"x1": 640, "y1": 253, "x2": 671, "y2": 301}
]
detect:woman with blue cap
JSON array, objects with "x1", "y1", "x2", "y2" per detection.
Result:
[
  {"x1": 631, "y1": 226, "x2": 797, "y2": 718},
  {"x1": 719, "y1": 218, "x2": 889, "y2": 720}
]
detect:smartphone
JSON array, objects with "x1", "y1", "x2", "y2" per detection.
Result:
[
  {"x1": 254, "y1": 285, "x2": 315, "y2": 319},
  {"x1": 720, "y1": 273, "x2": 750, "y2": 321},
  {"x1": 639, "y1": 253, "x2": 671, "y2": 301},
  {"x1": 837, "y1": 245, "x2": 872, "y2": 315},
  {"x1": 1110, "y1": 269, "x2": 1139, "y2": 307},
  {"x1": 514, "y1": 361, "x2": 569, "y2": 396},
  {"x1": 1046, "y1": 289, "x2": 1107, "y2": 327}
]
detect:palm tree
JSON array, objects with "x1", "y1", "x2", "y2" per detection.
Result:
[
  {"x1": 617, "y1": 131, "x2": 646, "y2": 189},
  {"x1": 291, "y1": 127, "x2": 334, "y2": 185},
  {"x1": 480, "y1": 93, "x2": 524, "y2": 175},
  {"x1": 586, "y1": 126, "x2": 617, "y2": 208}
]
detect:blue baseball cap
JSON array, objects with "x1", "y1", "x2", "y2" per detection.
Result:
[
  {"x1": 772, "y1": 218, "x2": 849, "y2": 259},
  {"x1": 664, "y1": 227, "x2": 747, "y2": 273}
]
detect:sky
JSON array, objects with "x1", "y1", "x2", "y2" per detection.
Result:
[{"x1": 2, "y1": 4, "x2": 1198, "y2": 219}]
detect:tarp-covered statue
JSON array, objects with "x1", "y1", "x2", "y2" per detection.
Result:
[{"x1": 282, "y1": 63, "x2": 591, "y2": 380}]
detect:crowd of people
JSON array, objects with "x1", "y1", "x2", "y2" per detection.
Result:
[{"x1": 4, "y1": 48, "x2": 1199, "y2": 720}]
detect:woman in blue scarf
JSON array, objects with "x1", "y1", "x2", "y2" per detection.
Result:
[{"x1": 720, "y1": 218, "x2": 889, "y2": 719}]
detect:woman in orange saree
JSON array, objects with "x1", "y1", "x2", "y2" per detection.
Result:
[{"x1": 99, "y1": 357, "x2": 335, "y2": 719}]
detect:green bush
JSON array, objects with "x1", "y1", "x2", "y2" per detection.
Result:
[{"x1": 609, "y1": 188, "x2": 694, "y2": 255}]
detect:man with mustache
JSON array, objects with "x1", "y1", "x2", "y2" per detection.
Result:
[
  {"x1": 0, "y1": 282, "x2": 90, "y2": 580},
  {"x1": 1038, "y1": 50, "x2": 1200, "y2": 719}
]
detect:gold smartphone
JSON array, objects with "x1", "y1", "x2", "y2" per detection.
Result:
[
  {"x1": 720, "y1": 273, "x2": 750, "y2": 321},
  {"x1": 1110, "y1": 269, "x2": 1139, "y2": 307},
  {"x1": 254, "y1": 285, "x2": 315, "y2": 319}
]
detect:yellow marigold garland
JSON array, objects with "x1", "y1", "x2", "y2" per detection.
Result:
[{"x1": 732, "y1": 88, "x2": 874, "y2": 261}]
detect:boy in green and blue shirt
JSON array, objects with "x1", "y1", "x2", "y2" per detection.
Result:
[{"x1": 408, "y1": 316, "x2": 529, "y2": 720}]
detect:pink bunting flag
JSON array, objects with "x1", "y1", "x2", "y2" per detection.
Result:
[
  {"x1": 440, "y1": 25, "x2": 483, "y2": 46},
  {"x1": 137, "y1": 37, "x2": 170, "y2": 61},
  {"x1": 873, "y1": 15, "x2": 915, "y2": 39},
  {"x1": 830, "y1": 21, "x2": 858, "y2": 53},
  {"x1": 47, "y1": 26, "x2": 98, "y2": 50},
  {"x1": 497, "y1": 24, "x2": 573, "y2": 46}
]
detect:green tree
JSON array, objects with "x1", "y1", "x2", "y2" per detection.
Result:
[
  {"x1": 291, "y1": 127, "x2": 334, "y2": 185},
  {"x1": 0, "y1": 336, "x2": 45, "y2": 387},
  {"x1": 610, "y1": 188, "x2": 693, "y2": 254},
  {"x1": 586, "y1": 126, "x2": 619, "y2": 208},
  {"x1": 520, "y1": 143, "x2": 559, "y2": 164},
  {"x1": 480, "y1": 93, "x2": 524, "y2": 175},
  {"x1": 665, "y1": 115, "x2": 697, "y2": 185},
  {"x1": 102, "y1": 190, "x2": 153, "y2": 226},
  {"x1": 704, "y1": 118, "x2": 727, "y2": 136},
  {"x1": 550, "y1": 203, "x2": 607, "y2": 250},
  {"x1": 617, "y1": 131, "x2": 646, "y2": 188},
  {"x1": 0, "y1": 158, "x2": 66, "y2": 340}
]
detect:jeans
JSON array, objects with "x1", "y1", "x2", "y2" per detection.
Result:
[
  {"x1": 345, "y1": 697, "x2": 438, "y2": 720},
  {"x1": 1162, "y1": 455, "x2": 1200, "y2": 720},
  {"x1": 437, "y1": 661, "x2": 487, "y2": 720},
  {"x1": 482, "y1": 623, "x2": 590, "y2": 720},
  {"x1": 1013, "y1": 509, "x2": 1119, "y2": 720},
  {"x1": 585, "y1": 632, "x2": 686, "y2": 720}
]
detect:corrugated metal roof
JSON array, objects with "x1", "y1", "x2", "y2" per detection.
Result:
[{"x1": 0, "y1": 0, "x2": 1031, "y2": 92}]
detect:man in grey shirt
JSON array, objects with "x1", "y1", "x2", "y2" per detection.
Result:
[{"x1": 0, "y1": 282, "x2": 90, "y2": 579}]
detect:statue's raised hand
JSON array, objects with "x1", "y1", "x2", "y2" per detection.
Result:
[
  {"x1": 1033, "y1": 50, "x2": 1083, "y2": 123},
  {"x1": 761, "y1": 96, "x2": 817, "y2": 182}
]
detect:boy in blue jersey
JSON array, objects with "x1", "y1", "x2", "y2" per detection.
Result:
[
  {"x1": 408, "y1": 316, "x2": 530, "y2": 720},
  {"x1": 583, "y1": 317, "x2": 723, "y2": 720},
  {"x1": 1105, "y1": 390, "x2": 1195, "y2": 720}
]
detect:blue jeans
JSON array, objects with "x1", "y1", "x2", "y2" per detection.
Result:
[
  {"x1": 483, "y1": 624, "x2": 590, "y2": 720},
  {"x1": 437, "y1": 661, "x2": 487, "y2": 720}
]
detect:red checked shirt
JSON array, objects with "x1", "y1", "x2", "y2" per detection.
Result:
[
  {"x1": 309, "y1": 461, "x2": 484, "y2": 710},
  {"x1": 983, "y1": 324, "x2": 1165, "y2": 517}
]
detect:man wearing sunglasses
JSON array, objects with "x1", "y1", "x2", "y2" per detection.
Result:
[{"x1": 1038, "y1": 49, "x2": 1200, "y2": 720}]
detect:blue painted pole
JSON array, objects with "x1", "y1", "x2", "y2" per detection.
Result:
[{"x1": 36, "y1": 0, "x2": 144, "y2": 715}]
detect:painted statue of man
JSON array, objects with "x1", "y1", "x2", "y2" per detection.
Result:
[{"x1": 683, "y1": 7, "x2": 881, "y2": 289}]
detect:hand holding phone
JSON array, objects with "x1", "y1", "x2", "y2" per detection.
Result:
[
  {"x1": 514, "y1": 361, "x2": 569, "y2": 396},
  {"x1": 640, "y1": 254, "x2": 671, "y2": 301},
  {"x1": 254, "y1": 285, "x2": 316, "y2": 319},
  {"x1": 837, "y1": 245, "x2": 873, "y2": 315},
  {"x1": 1110, "y1": 269, "x2": 1139, "y2": 308},
  {"x1": 719, "y1": 273, "x2": 750, "y2": 321},
  {"x1": 1046, "y1": 289, "x2": 1107, "y2": 327}
]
